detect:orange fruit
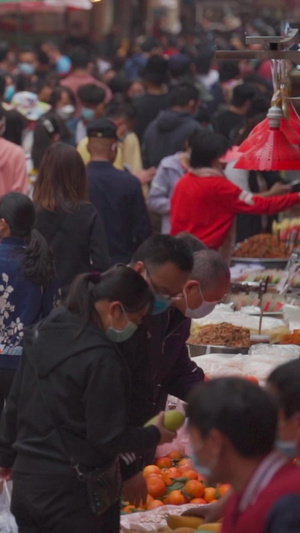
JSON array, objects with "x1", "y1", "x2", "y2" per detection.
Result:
[
  {"x1": 163, "y1": 496, "x2": 170, "y2": 505},
  {"x1": 146, "y1": 476, "x2": 166, "y2": 499},
  {"x1": 184, "y1": 470, "x2": 199, "y2": 480},
  {"x1": 204, "y1": 487, "x2": 217, "y2": 503},
  {"x1": 184, "y1": 480, "x2": 205, "y2": 498},
  {"x1": 168, "y1": 490, "x2": 187, "y2": 506},
  {"x1": 178, "y1": 458, "x2": 193, "y2": 469},
  {"x1": 219, "y1": 484, "x2": 231, "y2": 497},
  {"x1": 123, "y1": 505, "x2": 136, "y2": 513},
  {"x1": 143, "y1": 465, "x2": 161, "y2": 477},
  {"x1": 161, "y1": 472, "x2": 173, "y2": 486},
  {"x1": 168, "y1": 450, "x2": 183, "y2": 461},
  {"x1": 147, "y1": 499, "x2": 164, "y2": 510},
  {"x1": 156, "y1": 456, "x2": 172, "y2": 469},
  {"x1": 190, "y1": 498, "x2": 206, "y2": 504},
  {"x1": 141, "y1": 494, "x2": 154, "y2": 509},
  {"x1": 167, "y1": 467, "x2": 181, "y2": 479},
  {"x1": 245, "y1": 375, "x2": 259, "y2": 385}
]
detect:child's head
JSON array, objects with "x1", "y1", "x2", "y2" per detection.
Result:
[{"x1": 0, "y1": 192, "x2": 35, "y2": 239}]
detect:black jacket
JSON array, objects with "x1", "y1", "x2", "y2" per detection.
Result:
[
  {"x1": 142, "y1": 110, "x2": 203, "y2": 168},
  {"x1": 87, "y1": 161, "x2": 151, "y2": 265},
  {"x1": 0, "y1": 308, "x2": 160, "y2": 474},
  {"x1": 35, "y1": 203, "x2": 110, "y2": 293},
  {"x1": 134, "y1": 93, "x2": 171, "y2": 142}
]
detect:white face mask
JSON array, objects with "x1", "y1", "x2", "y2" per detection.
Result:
[
  {"x1": 56, "y1": 105, "x2": 75, "y2": 121},
  {"x1": 184, "y1": 285, "x2": 218, "y2": 319}
]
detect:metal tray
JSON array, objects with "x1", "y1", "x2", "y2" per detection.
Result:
[
  {"x1": 187, "y1": 343, "x2": 250, "y2": 357},
  {"x1": 231, "y1": 257, "x2": 289, "y2": 269}
]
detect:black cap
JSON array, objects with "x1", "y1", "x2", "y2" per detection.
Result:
[{"x1": 87, "y1": 118, "x2": 118, "y2": 139}]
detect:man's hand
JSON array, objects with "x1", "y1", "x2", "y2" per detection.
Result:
[
  {"x1": 267, "y1": 183, "x2": 292, "y2": 197},
  {"x1": 183, "y1": 490, "x2": 232, "y2": 523},
  {"x1": 0, "y1": 467, "x2": 12, "y2": 481},
  {"x1": 155, "y1": 412, "x2": 177, "y2": 445},
  {"x1": 123, "y1": 472, "x2": 148, "y2": 508}
]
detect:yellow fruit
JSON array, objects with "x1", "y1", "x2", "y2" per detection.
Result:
[
  {"x1": 167, "y1": 515, "x2": 204, "y2": 530},
  {"x1": 197, "y1": 524, "x2": 221, "y2": 532},
  {"x1": 145, "y1": 411, "x2": 185, "y2": 431}
]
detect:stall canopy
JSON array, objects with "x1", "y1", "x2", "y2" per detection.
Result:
[{"x1": 0, "y1": 0, "x2": 93, "y2": 13}]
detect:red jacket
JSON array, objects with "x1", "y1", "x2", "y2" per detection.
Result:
[
  {"x1": 222, "y1": 462, "x2": 300, "y2": 533},
  {"x1": 170, "y1": 169, "x2": 300, "y2": 249}
]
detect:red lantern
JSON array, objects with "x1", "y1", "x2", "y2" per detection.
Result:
[{"x1": 235, "y1": 106, "x2": 300, "y2": 171}]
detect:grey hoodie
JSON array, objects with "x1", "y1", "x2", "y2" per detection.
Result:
[{"x1": 148, "y1": 152, "x2": 185, "y2": 234}]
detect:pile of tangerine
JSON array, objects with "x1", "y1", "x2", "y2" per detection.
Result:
[{"x1": 122, "y1": 450, "x2": 231, "y2": 513}]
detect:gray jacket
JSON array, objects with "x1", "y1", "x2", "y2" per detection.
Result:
[{"x1": 148, "y1": 152, "x2": 184, "y2": 234}]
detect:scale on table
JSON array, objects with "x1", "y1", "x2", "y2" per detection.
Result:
[{"x1": 231, "y1": 278, "x2": 270, "y2": 334}]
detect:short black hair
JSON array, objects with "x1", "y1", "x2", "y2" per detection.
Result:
[
  {"x1": 189, "y1": 131, "x2": 230, "y2": 168},
  {"x1": 194, "y1": 48, "x2": 214, "y2": 75},
  {"x1": 70, "y1": 47, "x2": 90, "y2": 69},
  {"x1": 78, "y1": 84, "x2": 106, "y2": 106},
  {"x1": 131, "y1": 235, "x2": 194, "y2": 273},
  {"x1": 106, "y1": 98, "x2": 136, "y2": 121},
  {"x1": 0, "y1": 41, "x2": 9, "y2": 63},
  {"x1": 19, "y1": 45, "x2": 36, "y2": 56},
  {"x1": 176, "y1": 232, "x2": 208, "y2": 253},
  {"x1": 247, "y1": 96, "x2": 270, "y2": 119},
  {"x1": 218, "y1": 61, "x2": 240, "y2": 83},
  {"x1": 108, "y1": 74, "x2": 130, "y2": 95},
  {"x1": 187, "y1": 378, "x2": 278, "y2": 457},
  {"x1": 231, "y1": 83, "x2": 256, "y2": 108},
  {"x1": 170, "y1": 82, "x2": 199, "y2": 107},
  {"x1": 268, "y1": 360, "x2": 300, "y2": 419}
]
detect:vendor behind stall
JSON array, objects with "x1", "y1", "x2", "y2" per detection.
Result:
[{"x1": 171, "y1": 131, "x2": 300, "y2": 261}]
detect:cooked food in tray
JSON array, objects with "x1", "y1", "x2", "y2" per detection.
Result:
[
  {"x1": 189, "y1": 322, "x2": 251, "y2": 347},
  {"x1": 233, "y1": 234, "x2": 290, "y2": 259}
]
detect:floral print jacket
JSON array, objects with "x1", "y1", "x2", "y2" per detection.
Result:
[{"x1": 0, "y1": 237, "x2": 60, "y2": 369}]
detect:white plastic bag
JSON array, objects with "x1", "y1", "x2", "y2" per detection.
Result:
[{"x1": 0, "y1": 482, "x2": 18, "y2": 533}]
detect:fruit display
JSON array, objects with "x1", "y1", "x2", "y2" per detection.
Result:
[
  {"x1": 235, "y1": 268, "x2": 300, "y2": 288},
  {"x1": 188, "y1": 323, "x2": 250, "y2": 348},
  {"x1": 273, "y1": 217, "x2": 300, "y2": 243},
  {"x1": 121, "y1": 451, "x2": 231, "y2": 516},
  {"x1": 233, "y1": 234, "x2": 290, "y2": 259}
]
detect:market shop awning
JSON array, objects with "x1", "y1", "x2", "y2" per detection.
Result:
[{"x1": 0, "y1": 0, "x2": 94, "y2": 14}]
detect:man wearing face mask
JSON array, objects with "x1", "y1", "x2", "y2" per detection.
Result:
[
  {"x1": 86, "y1": 119, "x2": 151, "y2": 265},
  {"x1": 16, "y1": 46, "x2": 39, "y2": 93},
  {"x1": 75, "y1": 84, "x2": 106, "y2": 145},
  {"x1": 120, "y1": 235, "x2": 202, "y2": 506},
  {"x1": 187, "y1": 378, "x2": 300, "y2": 533}
]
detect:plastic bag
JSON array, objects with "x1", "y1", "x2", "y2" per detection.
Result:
[{"x1": 0, "y1": 481, "x2": 18, "y2": 533}]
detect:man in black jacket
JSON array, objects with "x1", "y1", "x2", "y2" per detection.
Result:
[
  {"x1": 87, "y1": 118, "x2": 151, "y2": 265},
  {"x1": 142, "y1": 82, "x2": 204, "y2": 169}
]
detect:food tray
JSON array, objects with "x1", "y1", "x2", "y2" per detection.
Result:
[
  {"x1": 231, "y1": 257, "x2": 289, "y2": 269},
  {"x1": 187, "y1": 343, "x2": 249, "y2": 357}
]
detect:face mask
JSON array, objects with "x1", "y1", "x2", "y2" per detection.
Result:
[
  {"x1": 18, "y1": 62, "x2": 35, "y2": 76},
  {"x1": 184, "y1": 286, "x2": 217, "y2": 319},
  {"x1": 276, "y1": 439, "x2": 298, "y2": 459},
  {"x1": 152, "y1": 294, "x2": 171, "y2": 315},
  {"x1": 81, "y1": 107, "x2": 96, "y2": 122},
  {"x1": 191, "y1": 453, "x2": 212, "y2": 478},
  {"x1": 4, "y1": 85, "x2": 15, "y2": 103},
  {"x1": 106, "y1": 305, "x2": 138, "y2": 343},
  {"x1": 56, "y1": 105, "x2": 75, "y2": 121}
]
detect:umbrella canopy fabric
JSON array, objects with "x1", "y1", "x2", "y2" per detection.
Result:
[{"x1": 0, "y1": 0, "x2": 93, "y2": 12}]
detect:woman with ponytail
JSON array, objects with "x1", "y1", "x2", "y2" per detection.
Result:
[
  {"x1": 0, "y1": 192, "x2": 59, "y2": 412},
  {"x1": 0, "y1": 266, "x2": 175, "y2": 533}
]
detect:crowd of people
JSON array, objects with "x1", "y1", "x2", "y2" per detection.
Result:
[{"x1": 0, "y1": 16, "x2": 297, "y2": 532}]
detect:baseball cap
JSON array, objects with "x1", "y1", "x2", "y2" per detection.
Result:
[{"x1": 87, "y1": 118, "x2": 119, "y2": 140}]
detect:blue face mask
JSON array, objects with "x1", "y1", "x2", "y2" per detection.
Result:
[
  {"x1": 275, "y1": 439, "x2": 298, "y2": 459},
  {"x1": 106, "y1": 306, "x2": 138, "y2": 343},
  {"x1": 191, "y1": 453, "x2": 212, "y2": 479},
  {"x1": 81, "y1": 107, "x2": 96, "y2": 122},
  {"x1": 4, "y1": 85, "x2": 15, "y2": 103},
  {"x1": 152, "y1": 294, "x2": 171, "y2": 315},
  {"x1": 18, "y1": 62, "x2": 35, "y2": 76}
]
